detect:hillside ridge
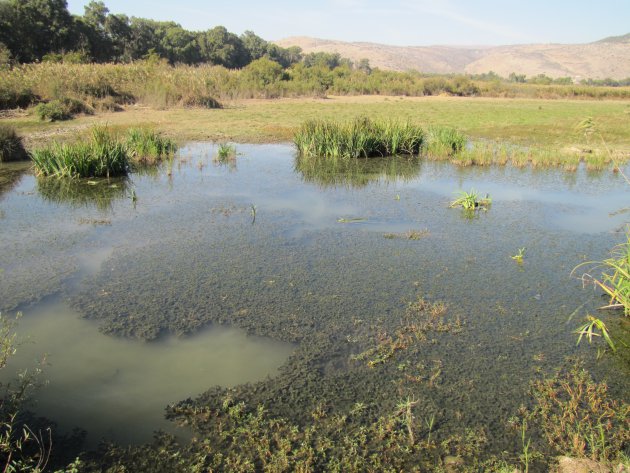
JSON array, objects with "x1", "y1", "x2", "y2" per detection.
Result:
[{"x1": 274, "y1": 35, "x2": 630, "y2": 79}]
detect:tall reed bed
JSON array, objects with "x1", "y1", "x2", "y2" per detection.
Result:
[
  {"x1": 31, "y1": 126, "x2": 177, "y2": 178},
  {"x1": 3, "y1": 62, "x2": 628, "y2": 111},
  {"x1": 294, "y1": 117, "x2": 424, "y2": 159}
]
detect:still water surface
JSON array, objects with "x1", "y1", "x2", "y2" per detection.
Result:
[{"x1": 0, "y1": 144, "x2": 628, "y2": 450}]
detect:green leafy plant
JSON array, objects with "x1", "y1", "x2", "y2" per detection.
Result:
[
  {"x1": 575, "y1": 315, "x2": 616, "y2": 352},
  {"x1": 573, "y1": 229, "x2": 630, "y2": 316},
  {"x1": 511, "y1": 247, "x2": 526, "y2": 264},
  {"x1": 34, "y1": 98, "x2": 92, "y2": 122},
  {"x1": 214, "y1": 143, "x2": 236, "y2": 164},
  {"x1": 125, "y1": 128, "x2": 176, "y2": 164},
  {"x1": 449, "y1": 189, "x2": 492, "y2": 210},
  {"x1": 31, "y1": 127, "x2": 129, "y2": 178},
  {"x1": 425, "y1": 125, "x2": 466, "y2": 157}
]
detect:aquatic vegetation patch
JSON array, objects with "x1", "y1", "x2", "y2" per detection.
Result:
[
  {"x1": 383, "y1": 229, "x2": 430, "y2": 240},
  {"x1": 0, "y1": 125, "x2": 28, "y2": 162},
  {"x1": 31, "y1": 127, "x2": 129, "y2": 178},
  {"x1": 516, "y1": 361, "x2": 630, "y2": 463},
  {"x1": 511, "y1": 248, "x2": 526, "y2": 264},
  {"x1": 158, "y1": 395, "x2": 488, "y2": 473},
  {"x1": 449, "y1": 189, "x2": 492, "y2": 211},
  {"x1": 31, "y1": 126, "x2": 177, "y2": 178},
  {"x1": 125, "y1": 128, "x2": 177, "y2": 164},
  {"x1": 574, "y1": 229, "x2": 630, "y2": 316},
  {"x1": 294, "y1": 117, "x2": 424, "y2": 159},
  {"x1": 351, "y1": 297, "x2": 460, "y2": 368},
  {"x1": 214, "y1": 143, "x2": 237, "y2": 165},
  {"x1": 425, "y1": 125, "x2": 466, "y2": 158},
  {"x1": 575, "y1": 315, "x2": 616, "y2": 352}
]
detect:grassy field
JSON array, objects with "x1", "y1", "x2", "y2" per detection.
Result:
[{"x1": 3, "y1": 95, "x2": 630, "y2": 155}]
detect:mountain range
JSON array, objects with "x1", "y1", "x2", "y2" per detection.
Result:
[{"x1": 274, "y1": 33, "x2": 630, "y2": 80}]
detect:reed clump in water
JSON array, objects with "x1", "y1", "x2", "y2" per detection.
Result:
[
  {"x1": 31, "y1": 126, "x2": 129, "y2": 178},
  {"x1": 31, "y1": 126, "x2": 177, "y2": 178},
  {"x1": 125, "y1": 128, "x2": 177, "y2": 164},
  {"x1": 294, "y1": 117, "x2": 424, "y2": 159}
]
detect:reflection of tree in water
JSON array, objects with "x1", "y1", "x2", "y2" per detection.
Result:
[
  {"x1": 295, "y1": 155, "x2": 422, "y2": 189},
  {"x1": 37, "y1": 176, "x2": 130, "y2": 211},
  {"x1": 0, "y1": 162, "x2": 30, "y2": 198}
]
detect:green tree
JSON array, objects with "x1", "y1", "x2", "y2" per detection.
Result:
[
  {"x1": 197, "y1": 26, "x2": 248, "y2": 68},
  {"x1": 240, "y1": 30, "x2": 267, "y2": 61},
  {"x1": 266, "y1": 43, "x2": 301, "y2": 68},
  {"x1": 160, "y1": 25, "x2": 199, "y2": 64},
  {"x1": 241, "y1": 57, "x2": 284, "y2": 89},
  {"x1": 1, "y1": 0, "x2": 75, "y2": 62}
]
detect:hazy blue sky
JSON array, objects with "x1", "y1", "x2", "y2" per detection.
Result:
[{"x1": 66, "y1": 0, "x2": 630, "y2": 46}]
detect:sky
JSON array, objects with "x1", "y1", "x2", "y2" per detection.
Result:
[{"x1": 66, "y1": 0, "x2": 630, "y2": 46}]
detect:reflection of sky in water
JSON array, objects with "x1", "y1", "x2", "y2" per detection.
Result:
[
  {"x1": 1, "y1": 143, "x2": 628, "y2": 449},
  {"x1": 2, "y1": 300, "x2": 293, "y2": 447},
  {"x1": 176, "y1": 144, "x2": 629, "y2": 235}
]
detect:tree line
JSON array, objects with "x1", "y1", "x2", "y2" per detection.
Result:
[{"x1": 0, "y1": 0, "x2": 304, "y2": 67}]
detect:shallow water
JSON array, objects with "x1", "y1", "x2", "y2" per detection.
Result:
[
  {"x1": 4, "y1": 299, "x2": 293, "y2": 446},
  {"x1": 0, "y1": 144, "x2": 628, "y2": 453}
]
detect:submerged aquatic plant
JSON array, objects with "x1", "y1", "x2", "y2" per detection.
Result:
[
  {"x1": 511, "y1": 248, "x2": 526, "y2": 264},
  {"x1": 337, "y1": 217, "x2": 367, "y2": 223},
  {"x1": 294, "y1": 117, "x2": 424, "y2": 159},
  {"x1": 449, "y1": 189, "x2": 492, "y2": 211}
]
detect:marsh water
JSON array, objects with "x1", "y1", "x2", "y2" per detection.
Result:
[{"x1": 0, "y1": 144, "x2": 628, "y2": 452}]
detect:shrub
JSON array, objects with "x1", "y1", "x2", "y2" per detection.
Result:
[
  {"x1": 35, "y1": 97, "x2": 93, "y2": 121},
  {"x1": 0, "y1": 125, "x2": 28, "y2": 162},
  {"x1": 180, "y1": 95, "x2": 222, "y2": 109}
]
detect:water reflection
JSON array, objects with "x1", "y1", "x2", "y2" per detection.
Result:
[
  {"x1": 295, "y1": 154, "x2": 421, "y2": 188},
  {"x1": 0, "y1": 162, "x2": 30, "y2": 198},
  {"x1": 3, "y1": 300, "x2": 293, "y2": 447},
  {"x1": 37, "y1": 177, "x2": 130, "y2": 210}
]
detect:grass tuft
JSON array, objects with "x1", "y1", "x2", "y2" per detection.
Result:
[
  {"x1": 0, "y1": 125, "x2": 28, "y2": 162},
  {"x1": 449, "y1": 189, "x2": 492, "y2": 210},
  {"x1": 125, "y1": 128, "x2": 177, "y2": 164},
  {"x1": 31, "y1": 127, "x2": 128, "y2": 178},
  {"x1": 214, "y1": 143, "x2": 237, "y2": 164},
  {"x1": 294, "y1": 117, "x2": 424, "y2": 159},
  {"x1": 425, "y1": 126, "x2": 466, "y2": 158}
]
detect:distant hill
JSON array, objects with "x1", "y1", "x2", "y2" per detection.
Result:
[
  {"x1": 597, "y1": 33, "x2": 630, "y2": 44},
  {"x1": 274, "y1": 35, "x2": 630, "y2": 80}
]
